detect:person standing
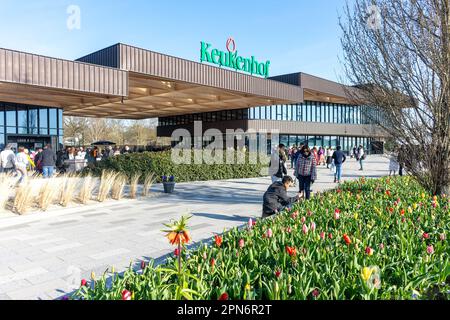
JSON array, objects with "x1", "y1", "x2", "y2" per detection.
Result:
[
  {"x1": 332, "y1": 145, "x2": 347, "y2": 184},
  {"x1": 326, "y1": 147, "x2": 334, "y2": 169},
  {"x1": 296, "y1": 146, "x2": 318, "y2": 200},
  {"x1": 15, "y1": 147, "x2": 29, "y2": 183},
  {"x1": 389, "y1": 149, "x2": 399, "y2": 176},
  {"x1": 269, "y1": 144, "x2": 287, "y2": 183},
  {"x1": 0, "y1": 144, "x2": 16, "y2": 174},
  {"x1": 262, "y1": 176, "x2": 299, "y2": 218},
  {"x1": 358, "y1": 145, "x2": 366, "y2": 171},
  {"x1": 398, "y1": 145, "x2": 405, "y2": 176},
  {"x1": 41, "y1": 144, "x2": 57, "y2": 178}
]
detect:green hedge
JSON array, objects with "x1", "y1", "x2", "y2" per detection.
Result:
[{"x1": 85, "y1": 151, "x2": 266, "y2": 183}]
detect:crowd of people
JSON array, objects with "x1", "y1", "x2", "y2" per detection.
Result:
[
  {"x1": 263, "y1": 143, "x2": 368, "y2": 218},
  {"x1": 0, "y1": 144, "x2": 57, "y2": 182}
]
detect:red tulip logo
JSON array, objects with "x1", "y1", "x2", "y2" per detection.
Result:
[{"x1": 226, "y1": 37, "x2": 236, "y2": 53}]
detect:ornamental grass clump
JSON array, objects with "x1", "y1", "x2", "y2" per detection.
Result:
[
  {"x1": 141, "y1": 173, "x2": 155, "y2": 197},
  {"x1": 38, "y1": 178, "x2": 60, "y2": 211},
  {"x1": 13, "y1": 180, "x2": 34, "y2": 215},
  {"x1": 0, "y1": 173, "x2": 14, "y2": 211},
  {"x1": 78, "y1": 174, "x2": 95, "y2": 204},
  {"x1": 129, "y1": 174, "x2": 140, "y2": 199},
  {"x1": 97, "y1": 171, "x2": 117, "y2": 202},
  {"x1": 59, "y1": 174, "x2": 79, "y2": 207},
  {"x1": 111, "y1": 174, "x2": 127, "y2": 200}
]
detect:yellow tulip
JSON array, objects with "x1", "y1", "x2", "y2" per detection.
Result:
[
  {"x1": 421, "y1": 193, "x2": 426, "y2": 199},
  {"x1": 413, "y1": 203, "x2": 418, "y2": 210},
  {"x1": 408, "y1": 207, "x2": 413, "y2": 214},
  {"x1": 361, "y1": 267, "x2": 373, "y2": 282},
  {"x1": 354, "y1": 213, "x2": 359, "y2": 220},
  {"x1": 111, "y1": 266, "x2": 116, "y2": 274},
  {"x1": 91, "y1": 271, "x2": 96, "y2": 280},
  {"x1": 245, "y1": 283, "x2": 251, "y2": 291}
]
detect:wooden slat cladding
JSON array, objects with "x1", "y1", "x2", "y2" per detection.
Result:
[
  {"x1": 0, "y1": 48, "x2": 128, "y2": 97},
  {"x1": 118, "y1": 44, "x2": 303, "y2": 102},
  {"x1": 247, "y1": 120, "x2": 387, "y2": 137}
]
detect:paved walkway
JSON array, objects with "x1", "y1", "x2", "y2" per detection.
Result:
[{"x1": 0, "y1": 155, "x2": 390, "y2": 300}]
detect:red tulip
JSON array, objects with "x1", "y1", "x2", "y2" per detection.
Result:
[
  {"x1": 343, "y1": 234, "x2": 352, "y2": 245},
  {"x1": 312, "y1": 289, "x2": 320, "y2": 298},
  {"x1": 286, "y1": 246, "x2": 297, "y2": 257},
  {"x1": 320, "y1": 231, "x2": 325, "y2": 240},
  {"x1": 238, "y1": 239, "x2": 245, "y2": 249},
  {"x1": 174, "y1": 248, "x2": 180, "y2": 256},
  {"x1": 214, "y1": 235, "x2": 223, "y2": 247},
  {"x1": 400, "y1": 209, "x2": 405, "y2": 216},
  {"x1": 328, "y1": 233, "x2": 333, "y2": 239},
  {"x1": 141, "y1": 261, "x2": 146, "y2": 270},
  {"x1": 81, "y1": 279, "x2": 87, "y2": 287},
  {"x1": 365, "y1": 247, "x2": 374, "y2": 256},
  {"x1": 122, "y1": 290, "x2": 132, "y2": 300},
  {"x1": 423, "y1": 232, "x2": 430, "y2": 239},
  {"x1": 210, "y1": 258, "x2": 216, "y2": 267},
  {"x1": 275, "y1": 269, "x2": 282, "y2": 278},
  {"x1": 219, "y1": 292, "x2": 229, "y2": 300},
  {"x1": 386, "y1": 190, "x2": 391, "y2": 196},
  {"x1": 307, "y1": 210, "x2": 313, "y2": 217}
]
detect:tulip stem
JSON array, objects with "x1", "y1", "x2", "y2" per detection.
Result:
[{"x1": 178, "y1": 241, "x2": 182, "y2": 275}]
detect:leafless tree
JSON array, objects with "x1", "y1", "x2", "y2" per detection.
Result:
[{"x1": 340, "y1": 0, "x2": 450, "y2": 194}]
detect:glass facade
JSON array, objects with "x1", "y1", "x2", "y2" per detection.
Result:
[
  {"x1": 158, "y1": 101, "x2": 385, "y2": 126},
  {"x1": 278, "y1": 134, "x2": 373, "y2": 155},
  {"x1": 0, "y1": 102, "x2": 64, "y2": 151}
]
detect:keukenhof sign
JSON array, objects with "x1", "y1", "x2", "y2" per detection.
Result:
[{"x1": 200, "y1": 38, "x2": 271, "y2": 78}]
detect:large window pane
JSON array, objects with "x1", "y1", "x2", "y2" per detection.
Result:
[
  {"x1": 28, "y1": 108, "x2": 38, "y2": 133},
  {"x1": 0, "y1": 106, "x2": 4, "y2": 126},
  {"x1": 6, "y1": 105, "x2": 16, "y2": 126},
  {"x1": 17, "y1": 106, "x2": 27, "y2": 128},
  {"x1": 39, "y1": 108, "x2": 48, "y2": 133},
  {"x1": 315, "y1": 136, "x2": 323, "y2": 147},
  {"x1": 308, "y1": 136, "x2": 315, "y2": 147},
  {"x1": 58, "y1": 109, "x2": 63, "y2": 129},
  {"x1": 49, "y1": 109, "x2": 57, "y2": 129}
]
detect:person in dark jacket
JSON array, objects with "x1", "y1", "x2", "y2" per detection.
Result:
[
  {"x1": 262, "y1": 176, "x2": 299, "y2": 218},
  {"x1": 295, "y1": 145, "x2": 318, "y2": 200},
  {"x1": 332, "y1": 145, "x2": 347, "y2": 184},
  {"x1": 41, "y1": 144, "x2": 57, "y2": 178}
]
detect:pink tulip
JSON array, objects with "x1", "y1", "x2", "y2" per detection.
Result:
[
  {"x1": 291, "y1": 211, "x2": 299, "y2": 219},
  {"x1": 320, "y1": 232, "x2": 325, "y2": 240},
  {"x1": 266, "y1": 228, "x2": 273, "y2": 238},
  {"x1": 286, "y1": 227, "x2": 292, "y2": 233},
  {"x1": 307, "y1": 210, "x2": 313, "y2": 217},
  {"x1": 427, "y1": 245, "x2": 434, "y2": 255},
  {"x1": 334, "y1": 209, "x2": 340, "y2": 220},
  {"x1": 301, "y1": 216, "x2": 306, "y2": 223},
  {"x1": 302, "y1": 224, "x2": 309, "y2": 234},
  {"x1": 239, "y1": 239, "x2": 245, "y2": 249},
  {"x1": 248, "y1": 218, "x2": 253, "y2": 229},
  {"x1": 380, "y1": 243, "x2": 385, "y2": 250},
  {"x1": 440, "y1": 233, "x2": 446, "y2": 241},
  {"x1": 310, "y1": 222, "x2": 316, "y2": 232}
]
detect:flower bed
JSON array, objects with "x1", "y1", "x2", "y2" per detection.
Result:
[{"x1": 72, "y1": 177, "x2": 450, "y2": 300}]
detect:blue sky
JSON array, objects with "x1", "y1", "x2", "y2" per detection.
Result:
[{"x1": 0, "y1": 0, "x2": 349, "y2": 82}]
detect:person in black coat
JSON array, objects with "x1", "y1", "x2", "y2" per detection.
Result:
[{"x1": 262, "y1": 176, "x2": 299, "y2": 218}]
